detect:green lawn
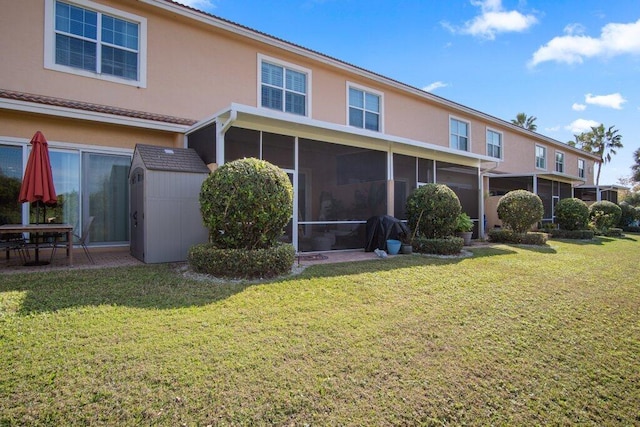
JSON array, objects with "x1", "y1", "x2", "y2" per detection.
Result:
[{"x1": 1, "y1": 237, "x2": 639, "y2": 425}]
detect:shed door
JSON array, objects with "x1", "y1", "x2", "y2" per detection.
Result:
[{"x1": 130, "y1": 167, "x2": 145, "y2": 261}]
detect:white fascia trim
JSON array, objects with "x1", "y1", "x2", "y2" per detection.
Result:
[
  {"x1": 189, "y1": 103, "x2": 497, "y2": 163},
  {"x1": 576, "y1": 184, "x2": 628, "y2": 190},
  {"x1": 485, "y1": 171, "x2": 584, "y2": 183},
  {"x1": 0, "y1": 98, "x2": 189, "y2": 133},
  {"x1": 140, "y1": 0, "x2": 599, "y2": 161}
]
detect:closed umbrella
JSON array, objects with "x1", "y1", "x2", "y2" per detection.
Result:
[{"x1": 18, "y1": 131, "x2": 58, "y2": 264}]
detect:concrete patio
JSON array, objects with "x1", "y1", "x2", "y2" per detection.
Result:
[{"x1": 0, "y1": 245, "x2": 389, "y2": 275}]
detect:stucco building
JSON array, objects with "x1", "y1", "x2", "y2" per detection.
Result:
[{"x1": 1, "y1": 0, "x2": 601, "y2": 252}]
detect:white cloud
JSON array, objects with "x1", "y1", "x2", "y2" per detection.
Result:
[
  {"x1": 423, "y1": 81, "x2": 449, "y2": 92},
  {"x1": 545, "y1": 125, "x2": 561, "y2": 132},
  {"x1": 564, "y1": 23, "x2": 586, "y2": 36},
  {"x1": 585, "y1": 92, "x2": 627, "y2": 109},
  {"x1": 572, "y1": 103, "x2": 587, "y2": 111},
  {"x1": 444, "y1": 0, "x2": 537, "y2": 40},
  {"x1": 174, "y1": 0, "x2": 216, "y2": 11},
  {"x1": 529, "y1": 18, "x2": 640, "y2": 67},
  {"x1": 566, "y1": 119, "x2": 600, "y2": 134}
]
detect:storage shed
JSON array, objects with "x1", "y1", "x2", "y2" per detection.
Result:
[{"x1": 129, "y1": 144, "x2": 211, "y2": 263}]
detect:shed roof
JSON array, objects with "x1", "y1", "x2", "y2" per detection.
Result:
[{"x1": 134, "y1": 144, "x2": 210, "y2": 174}]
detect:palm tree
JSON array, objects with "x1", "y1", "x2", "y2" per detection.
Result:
[
  {"x1": 632, "y1": 147, "x2": 640, "y2": 183},
  {"x1": 511, "y1": 113, "x2": 537, "y2": 131},
  {"x1": 574, "y1": 124, "x2": 623, "y2": 187}
]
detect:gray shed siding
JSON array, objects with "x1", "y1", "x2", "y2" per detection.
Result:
[{"x1": 144, "y1": 170, "x2": 208, "y2": 263}]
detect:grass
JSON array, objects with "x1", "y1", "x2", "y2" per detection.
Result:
[{"x1": 1, "y1": 236, "x2": 639, "y2": 425}]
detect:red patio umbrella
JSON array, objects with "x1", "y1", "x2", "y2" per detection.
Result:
[
  {"x1": 19, "y1": 131, "x2": 58, "y2": 222},
  {"x1": 18, "y1": 131, "x2": 59, "y2": 266}
]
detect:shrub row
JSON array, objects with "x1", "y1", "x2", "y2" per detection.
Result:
[
  {"x1": 622, "y1": 225, "x2": 640, "y2": 233},
  {"x1": 549, "y1": 229, "x2": 595, "y2": 240},
  {"x1": 488, "y1": 229, "x2": 548, "y2": 245},
  {"x1": 604, "y1": 228, "x2": 623, "y2": 237},
  {"x1": 412, "y1": 236, "x2": 464, "y2": 255},
  {"x1": 188, "y1": 243, "x2": 295, "y2": 279}
]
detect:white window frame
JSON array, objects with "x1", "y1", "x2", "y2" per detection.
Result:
[
  {"x1": 346, "y1": 82, "x2": 383, "y2": 133},
  {"x1": 555, "y1": 150, "x2": 565, "y2": 173},
  {"x1": 257, "y1": 54, "x2": 312, "y2": 117},
  {"x1": 578, "y1": 158, "x2": 585, "y2": 179},
  {"x1": 44, "y1": 0, "x2": 147, "y2": 88},
  {"x1": 535, "y1": 144, "x2": 547, "y2": 170},
  {"x1": 486, "y1": 127, "x2": 503, "y2": 159},
  {"x1": 449, "y1": 116, "x2": 471, "y2": 152}
]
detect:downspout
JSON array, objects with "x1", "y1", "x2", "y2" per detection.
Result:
[{"x1": 215, "y1": 109, "x2": 237, "y2": 166}]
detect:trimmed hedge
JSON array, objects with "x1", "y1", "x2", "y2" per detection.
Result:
[
  {"x1": 555, "y1": 198, "x2": 590, "y2": 231},
  {"x1": 488, "y1": 229, "x2": 548, "y2": 245},
  {"x1": 605, "y1": 228, "x2": 623, "y2": 238},
  {"x1": 406, "y1": 183, "x2": 461, "y2": 239},
  {"x1": 188, "y1": 243, "x2": 295, "y2": 279},
  {"x1": 412, "y1": 236, "x2": 464, "y2": 255},
  {"x1": 497, "y1": 190, "x2": 544, "y2": 234},
  {"x1": 623, "y1": 225, "x2": 640, "y2": 233},
  {"x1": 199, "y1": 158, "x2": 293, "y2": 250},
  {"x1": 549, "y1": 229, "x2": 595, "y2": 240}
]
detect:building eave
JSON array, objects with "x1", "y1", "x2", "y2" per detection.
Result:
[
  {"x1": 188, "y1": 103, "x2": 500, "y2": 165},
  {"x1": 0, "y1": 93, "x2": 193, "y2": 133},
  {"x1": 486, "y1": 171, "x2": 587, "y2": 186}
]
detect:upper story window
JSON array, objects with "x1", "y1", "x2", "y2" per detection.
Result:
[
  {"x1": 348, "y1": 84, "x2": 381, "y2": 132},
  {"x1": 578, "y1": 159, "x2": 586, "y2": 178},
  {"x1": 450, "y1": 117, "x2": 470, "y2": 151},
  {"x1": 555, "y1": 151, "x2": 565, "y2": 173},
  {"x1": 44, "y1": 0, "x2": 147, "y2": 87},
  {"x1": 259, "y1": 55, "x2": 310, "y2": 116},
  {"x1": 535, "y1": 145, "x2": 546, "y2": 169},
  {"x1": 486, "y1": 129, "x2": 502, "y2": 159}
]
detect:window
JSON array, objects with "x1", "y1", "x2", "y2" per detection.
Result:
[
  {"x1": 348, "y1": 85, "x2": 381, "y2": 131},
  {"x1": 555, "y1": 151, "x2": 565, "y2": 173},
  {"x1": 450, "y1": 118, "x2": 469, "y2": 151},
  {"x1": 45, "y1": 0, "x2": 146, "y2": 86},
  {"x1": 486, "y1": 129, "x2": 502, "y2": 159},
  {"x1": 535, "y1": 145, "x2": 546, "y2": 169},
  {"x1": 578, "y1": 159, "x2": 585, "y2": 178},
  {"x1": 260, "y1": 56, "x2": 309, "y2": 116}
]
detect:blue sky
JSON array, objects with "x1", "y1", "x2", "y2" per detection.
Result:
[{"x1": 178, "y1": 0, "x2": 640, "y2": 186}]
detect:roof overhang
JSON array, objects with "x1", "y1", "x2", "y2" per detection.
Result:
[
  {"x1": 485, "y1": 171, "x2": 586, "y2": 186},
  {"x1": 0, "y1": 96, "x2": 191, "y2": 133},
  {"x1": 576, "y1": 184, "x2": 628, "y2": 191},
  {"x1": 187, "y1": 103, "x2": 499, "y2": 167}
]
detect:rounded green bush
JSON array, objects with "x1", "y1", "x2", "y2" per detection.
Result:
[
  {"x1": 497, "y1": 190, "x2": 544, "y2": 234},
  {"x1": 199, "y1": 158, "x2": 293, "y2": 250},
  {"x1": 406, "y1": 183, "x2": 461, "y2": 239},
  {"x1": 555, "y1": 197, "x2": 589, "y2": 231},
  {"x1": 589, "y1": 200, "x2": 622, "y2": 232}
]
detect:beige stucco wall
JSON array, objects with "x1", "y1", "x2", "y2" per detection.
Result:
[
  {"x1": 1, "y1": 0, "x2": 597, "y2": 180},
  {"x1": 0, "y1": 110, "x2": 180, "y2": 150}
]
